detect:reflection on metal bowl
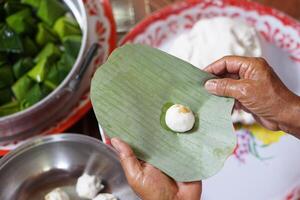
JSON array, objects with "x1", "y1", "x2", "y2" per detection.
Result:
[
  {"x1": 0, "y1": 134, "x2": 138, "y2": 200},
  {"x1": 0, "y1": 0, "x2": 94, "y2": 142}
]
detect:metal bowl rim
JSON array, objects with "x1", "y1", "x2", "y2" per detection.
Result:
[{"x1": 0, "y1": 134, "x2": 119, "y2": 169}]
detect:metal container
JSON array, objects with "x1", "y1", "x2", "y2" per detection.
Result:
[
  {"x1": 0, "y1": 0, "x2": 96, "y2": 142},
  {"x1": 0, "y1": 134, "x2": 138, "y2": 200}
]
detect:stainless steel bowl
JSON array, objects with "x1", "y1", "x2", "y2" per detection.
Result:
[
  {"x1": 0, "y1": 134, "x2": 138, "y2": 200},
  {"x1": 0, "y1": 0, "x2": 95, "y2": 142}
]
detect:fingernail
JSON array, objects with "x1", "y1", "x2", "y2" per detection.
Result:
[
  {"x1": 111, "y1": 138, "x2": 121, "y2": 153},
  {"x1": 204, "y1": 80, "x2": 217, "y2": 92}
]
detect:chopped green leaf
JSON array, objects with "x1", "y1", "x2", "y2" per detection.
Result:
[
  {"x1": 12, "y1": 75, "x2": 34, "y2": 100},
  {"x1": 34, "y1": 43, "x2": 60, "y2": 63},
  {"x1": 0, "y1": 66, "x2": 14, "y2": 89},
  {"x1": 63, "y1": 35, "x2": 82, "y2": 58},
  {"x1": 6, "y1": 8, "x2": 35, "y2": 34},
  {"x1": 20, "y1": 84, "x2": 51, "y2": 109},
  {"x1": 0, "y1": 25, "x2": 23, "y2": 53},
  {"x1": 13, "y1": 58, "x2": 34, "y2": 79},
  {"x1": 0, "y1": 88, "x2": 12, "y2": 105},
  {"x1": 22, "y1": 37, "x2": 38, "y2": 56},
  {"x1": 21, "y1": 0, "x2": 41, "y2": 8},
  {"x1": 37, "y1": 0, "x2": 66, "y2": 26},
  {"x1": 0, "y1": 101, "x2": 20, "y2": 117},
  {"x1": 27, "y1": 58, "x2": 52, "y2": 82},
  {"x1": 53, "y1": 16, "x2": 81, "y2": 40},
  {"x1": 35, "y1": 23, "x2": 58, "y2": 46},
  {"x1": 4, "y1": 1, "x2": 29, "y2": 15}
]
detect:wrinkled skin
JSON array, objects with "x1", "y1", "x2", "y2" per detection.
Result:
[
  {"x1": 111, "y1": 138, "x2": 201, "y2": 200},
  {"x1": 111, "y1": 56, "x2": 300, "y2": 200},
  {"x1": 204, "y1": 56, "x2": 300, "y2": 136}
]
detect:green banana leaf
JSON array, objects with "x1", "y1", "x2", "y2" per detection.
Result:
[
  {"x1": 11, "y1": 75, "x2": 34, "y2": 100},
  {"x1": 0, "y1": 88, "x2": 12, "y2": 105},
  {"x1": 0, "y1": 66, "x2": 14, "y2": 89},
  {"x1": 20, "y1": 83, "x2": 51, "y2": 109},
  {"x1": 35, "y1": 23, "x2": 58, "y2": 46},
  {"x1": 63, "y1": 35, "x2": 82, "y2": 58},
  {"x1": 0, "y1": 25, "x2": 23, "y2": 53},
  {"x1": 91, "y1": 44, "x2": 236, "y2": 182},
  {"x1": 37, "y1": 0, "x2": 66, "y2": 26},
  {"x1": 12, "y1": 58, "x2": 34, "y2": 79},
  {"x1": 0, "y1": 101, "x2": 20, "y2": 117},
  {"x1": 21, "y1": 0, "x2": 41, "y2": 8},
  {"x1": 53, "y1": 16, "x2": 81, "y2": 40},
  {"x1": 22, "y1": 37, "x2": 38, "y2": 56},
  {"x1": 34, "y1": 43, "x2": 60, "y2": 63},
  {"x1": 6, "y1": 8, "x2": 35, "y2": 34},
  {"x1": 27, "y1": 58, "x2": 51, "y2": 82}
]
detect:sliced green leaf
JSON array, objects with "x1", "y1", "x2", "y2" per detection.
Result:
[
  {"x1": 4, "y1": 1, "x2": 29, "y2": 15},
  {"x1": 0, "y1": 66, "x2": 14, "y2": 89},
  {"x1": 6, "y1": 8, "x2": 35, "y2": 34},
  {"x1": 20, "y1": 84, "x2": 51, "y2": 109},
  {"x1": 35, "y1": 23, "x2": 58, "y2": 46},
  {"x1": 12, "y1": 58, "x2": 34, "y2": 79},
  {"x1": 37, "y1": 0, "x2": 66, "y2": 26},
  {"x1": 27, "y1": 58, "x2": 52, "y2": 82},
  {"x1": 63, "y1": 35, "x2": 82, "y2": 58},
  {"x1": 21, "y1": 0, "x2": 41, "y2": 8},
  {"x1": 11, "y1": 75, "x2": 34, "y2": 100},
  {"x1": 0, "y1": 88, "x2": 12, "y2": 105},
  {"x1": 0, "y1": 25, "x2": 23, "y2": 53},
  {"x1": 91, "y1": 44, "x2": 236, "y2": 182},
  {"x1": 53, "y1": 16, "x2": 81, "y2": 40},
  {"x1": 0, "y1": 101, "x2": 20, "y2": 117},
  {"x1": 22, "y1": 37, "x2": 38, "y2": 56},
  {"x1": 34, "y1": 43, "x2": 60, "y2": 63}
]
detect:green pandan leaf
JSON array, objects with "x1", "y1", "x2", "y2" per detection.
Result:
[
  {"x1": 27, "y1": 58, "x2": 52, "y2": 82},
  {"x1": 91, "y1": 44, "x2": 236, "y2": 182},
  {"x1": 22, "y1": 37, "x2": 38, "y2": 56},
  {"x1": 34, "y1": 43, "x2": 60, "y2": 63},
  {"x1": 0, "y1": 25, "x2": 23, "y2": 53},
  {"x1": 11, "y1": 75, "x2": 34, "y2": 100},
  {"x1": 0, "y1": 66, "x2": 14, "y2": 89},
  {"x1": 0, "y1": 101, "x2": 20, "y2": 117},
  {"x1": 20, "y1": 84, "x2": 51, "y2": 109},
  {"x1": 6, "y1": 8, "x2": 35, "y2": 34},
  {"x1": 4, "y1": 1, "x2": 29, "y2": 15},
  {"x1": 21, "y1": 0, "x2": 41, "y2": 8},
  {"x1": 53, "y1": 16, "x2": 81, "y2": 40},
  {"x1": 37, "y1": 0, "x2": 66, "y2": 26},
  {"x1": 63, "y1": 35, "x2": 82, "y2": 58},
  {"x1": 12, "y1": 58, "x2": 34, "y2": 79},
  {"x1": 0, "y1": 88, "x2": 12, "y2": 105},
  {"x1": 35, "y1": 23, "x2": 58, "y2": 46}
]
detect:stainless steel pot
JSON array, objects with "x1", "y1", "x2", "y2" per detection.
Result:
[
  {"x1": 0, "y1": 134, "x2": 138, "y2": 200},
  {"x1": 0, "y1": 0, "x2": 96, "y2": 142}
]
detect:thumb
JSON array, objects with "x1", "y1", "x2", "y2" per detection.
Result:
[
  {"x1": 204, "y1": 78, "x2": 243, "y2": 98},
  {"x1": 111, "y1": 138, "x2": 143, "y2": 183}
]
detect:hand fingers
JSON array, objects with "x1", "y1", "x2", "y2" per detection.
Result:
[
  {"x1": 204, "y1": 78, "x2": 244, "y2": 99},
  {"x1": 204, "y1": 56, "x2": 255, "y2": 78},
  {"x1": 177, "y1": 181, "x2": 202, "y2": 200},
  {"x1": 111, "y1": 138, "x2": 143, "y2": 182}
]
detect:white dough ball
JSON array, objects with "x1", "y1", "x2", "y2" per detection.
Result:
[
  {"x1": 76, "y1": 173, "x2": 104, "y2": 199},
  {"x1": 45, "y1": 188, "x2": 70, "y2": 200},
  {"x1": 93, "y1": 193, "x2": 117, "y2": 200},
  {"x1": 165, "y1": 104, "x2": 195, "y2": 132}
]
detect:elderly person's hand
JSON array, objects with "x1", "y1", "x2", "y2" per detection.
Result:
[
  {"x1": 204, "y1": 56, "x2": 300, "y2": 136},
  {"x1": 111, "y1": 138, "x2": 202, "y2": 200}
]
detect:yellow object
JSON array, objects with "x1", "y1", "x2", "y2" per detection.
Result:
[{"x1": 245, "y1": 124, "x2": 286, "y2": 145}]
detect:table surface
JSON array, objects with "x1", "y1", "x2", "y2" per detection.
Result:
[{"x1": 66, "y1": 0, "x2": 300, "y2": 139}]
